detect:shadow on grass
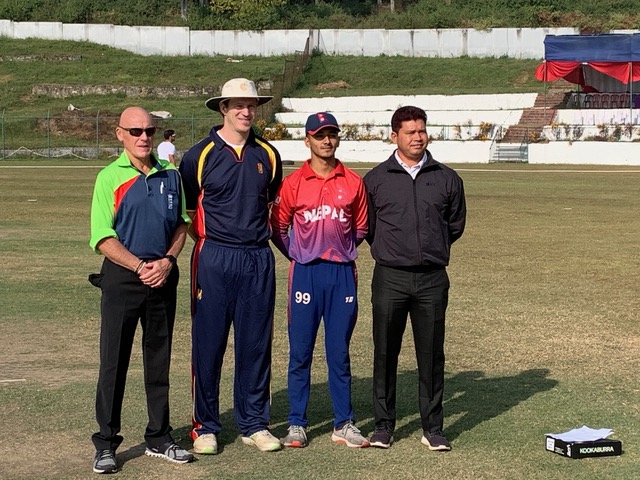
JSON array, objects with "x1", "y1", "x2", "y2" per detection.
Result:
[
  {"x1": 269, "y1": 367, "x2": 557, "y2": 443},
  {"x1": 117, "y1": 443, "x2": 146, "y2": 465},
  {"x1": 441, "y1": 369, "x2": 558, "y2": 441},
  {"x1": 158, "y1": 367, "x2": 557, "y2": 454},
  {"x1": 116, "y1": 426, "x2": 198, "y2": 466}
]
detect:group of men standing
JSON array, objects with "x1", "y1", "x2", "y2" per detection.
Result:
[{"x1": 88, "y1": 77, "x2": 466, "y2": 474}]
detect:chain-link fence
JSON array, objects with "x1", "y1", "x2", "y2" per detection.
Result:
[{"x1": 0, "y1": 112, "x2": 227, "y2": 160}]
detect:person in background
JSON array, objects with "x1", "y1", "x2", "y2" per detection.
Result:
[
  {"x1": 89, "y1": 107, "x2": 192, "y2": 474},
  {"x1": 179, "y1": 78, "x2": 283, "y2": 454},
  {"x1": 270, "y1": 112, "x2": 369, "y2": 449},
  {"x1": 364, "y1": 105, "x2": 466, "y2": 452},
  {"x1": 157, "y1": 129, "x2": 177, "y2": 165}
]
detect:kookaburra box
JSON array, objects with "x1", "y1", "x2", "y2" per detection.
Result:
[{"x1": 545, "y1": 436, "x2": 622, "y2": 459}]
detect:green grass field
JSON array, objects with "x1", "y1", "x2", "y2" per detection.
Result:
[{"x1": 1, "y1": 159, "x2": 639, "y2": 479}]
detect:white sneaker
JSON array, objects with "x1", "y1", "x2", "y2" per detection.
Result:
[
  {"x1": 193, "y1": 433, "x2": 218, "y2": 455},
  {"x1": 241, "y1": 429, "x2": 282, "y2": 452}
]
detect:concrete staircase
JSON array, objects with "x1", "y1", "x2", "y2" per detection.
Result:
[
  {"x1": 491, "y1": 88, "x2": 572, "y2": 162},
  {"x1": 491, "y1": 105, "x2": 554, "y2": 162},
  {"x1": 499, "y1": 89, "x2": 570, "y2": 144},
  {"x1": 500, "y1": 107, "x2": 557, "y2": 143}
]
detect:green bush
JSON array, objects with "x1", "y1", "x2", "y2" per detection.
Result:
[
  {"x1": 2, "y1": 0, "x2": 640, "y2": 31},
  {"x1": 0, "y1": 0, "x2": 43, "y2": 22}
]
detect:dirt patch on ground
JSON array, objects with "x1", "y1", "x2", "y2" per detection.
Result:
[
  {"x1": 513, "y1": 72, "x2": 531, "y2": 86},
  {"x1": 0, "y1": 54, "x2": 81, "y2": 62},
  {"x1": 35, "y1": 110, "x2": 120, "y2": 140},
  {"x1": 0, "y1": 74, "x2": 12, "y2": 84},
  {"x1": 0, "y1": 318, "x2": 98, "y2": 387},
  {"x1": 314, "y1": 80, "x2": 351, "y2": 91}
]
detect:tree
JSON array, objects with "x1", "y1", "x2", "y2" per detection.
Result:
[
  {"x1": 182, "y1": 0, "x2": 212, "y2": 19},
  {"x1": 208, "y1": 0, "x2": 289, "y2": 29},
  {"x1": 377, "y1": 0, "x2": 395, "y2": 12},
  {"x1": 181, "y1": 0, "x2": 188, "y2": 19}
]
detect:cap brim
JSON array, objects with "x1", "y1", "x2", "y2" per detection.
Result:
[
  {"x1": 205, "y1": 96, "x2": 273, "y2": 112},
  {"x1": 306, "y1": 124, "x2": 341, "y2": 135}
]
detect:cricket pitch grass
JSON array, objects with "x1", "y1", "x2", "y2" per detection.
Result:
[{"x1": 0, "y1": 160, "x2": 639, "y2": 479}]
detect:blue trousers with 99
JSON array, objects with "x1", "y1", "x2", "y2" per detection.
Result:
[{"x1": 287, "y1": 260, "x2": 358, "y2": 429}]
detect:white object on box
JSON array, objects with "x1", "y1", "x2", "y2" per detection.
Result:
[{"x1": 546, "y1": 426, "x2": 613, "y2": 443}]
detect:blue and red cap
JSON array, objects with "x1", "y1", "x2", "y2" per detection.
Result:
[{"x1": 305, "y1": 112, "x2": 341, "y2": 135}]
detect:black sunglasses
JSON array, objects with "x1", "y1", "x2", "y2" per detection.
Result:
[{"x1": 118, "y1": 126, "x2": 157, "y2": 137}]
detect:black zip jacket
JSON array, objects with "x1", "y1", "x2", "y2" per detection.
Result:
[{"x1": 364, "y1": 150, "x2": 466, "y2": 268}]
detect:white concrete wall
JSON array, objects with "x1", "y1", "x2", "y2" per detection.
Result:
[
  {"x1": 0, "y1": 19, "x2": 581, "y2": 58},
  {"x1": 282, "y1": 93, "x2": 537, "y2": 112},
  {"x1": 189, "y1": 30, "x2": 310, "y2": 57},
  {"x1": 14, "y1": 21, "x2": 61, "y2": 39},
  {"x1": 555, "y1": 109, "x2": 640, "y2": 125},
  {"x1": 271, "y1": 139, "x2": 640, "y2": 165},
  {"x1": 277, "y1": 110, "x2": 523, "y2": 128},
  {"x1": 278, "y1": 94, "x2": 531, "y2": 137},
  {"x1": 529, "y1": 142, "x2": 640, "y2": 165},
  {"x1": 466, "y1": 28, "x2": 567, "y2": 59},
  {"x1": 271, "y1": 139, "x2": 490, "y2": 164},
  {"x1": 286, "y1": 124, "x2": 502, "y2": 141},
  {"x1": 81, "y1": 24, "x2": 114, "y2": 47},
  {"x1": 276, "y1": 95, "x2": 640, "y2": 162},
  {"x1": 541, "y1": 125, "x2": 640, "y2": 141}
]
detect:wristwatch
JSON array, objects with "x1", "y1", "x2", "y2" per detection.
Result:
[{"x1": 164, "y1": 254, "x2": 177, "y2": 266}]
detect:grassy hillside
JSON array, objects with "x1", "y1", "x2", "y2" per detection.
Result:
[
  {"x1": 296, "y1": 54, "x2": 543, "y2": 97},
  {"x1": 0, "y1": 37, "x2": 544, "y2": 118},
  {"x1": 0, "y1": 38, "x2": 287, "y2": 116},
  {"x1": 0, "y1": 36, "x2": 547, "y2": 154}
]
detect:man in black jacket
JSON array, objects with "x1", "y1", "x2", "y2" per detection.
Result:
[{"x1": 364, "y1": 105, "x2": 466, "y2": 451}]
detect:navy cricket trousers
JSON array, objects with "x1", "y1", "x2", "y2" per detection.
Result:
[
  {"x1": 287, "y1": 260, "x2": 358, "y2": 429},
  {"x1": 190, "y1": 239, "x2": 276, "y2": 439}
]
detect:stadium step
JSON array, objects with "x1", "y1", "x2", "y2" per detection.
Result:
[
  {"x1": 501, "y1": 93, "x2": 559, "y2": 142},
  {"x1": 491, "y1": 143, "x2": 528, "y2": 163}
]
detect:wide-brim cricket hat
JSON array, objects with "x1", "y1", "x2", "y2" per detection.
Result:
[{"x1": 205, "y1": 78, "x2": 273, "y2": 112}]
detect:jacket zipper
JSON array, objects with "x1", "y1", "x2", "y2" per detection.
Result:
[{"x1": 412, "y1": 173, "x2": 422, "y2": 264}]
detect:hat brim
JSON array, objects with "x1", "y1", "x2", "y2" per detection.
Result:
[
  {"x1": 306, "y1": 124, "x2": 341, "y2": 135},
  {"x1": 205, "y1": 96, "x2": 273, "y2": 112}
]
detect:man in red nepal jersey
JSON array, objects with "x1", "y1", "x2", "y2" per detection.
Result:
[{"x1": 270, "y1": 112, "x2": 369, "y2": 449}]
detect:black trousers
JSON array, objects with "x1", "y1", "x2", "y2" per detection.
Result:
[
  {"x1": 91, "y1": 258, "x2": 179, "y2": 451},
  {"x1": 371, "y1": 263, "x2": 449, "y2": 434}
]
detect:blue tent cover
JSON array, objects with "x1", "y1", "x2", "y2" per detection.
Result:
[{"x1": 544, "y1": 34, "x2": 640, "y2": 62}]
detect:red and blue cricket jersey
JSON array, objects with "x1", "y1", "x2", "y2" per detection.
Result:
[{"x1": 270, "y1": 160, "x2": 368, "y2": 263}]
